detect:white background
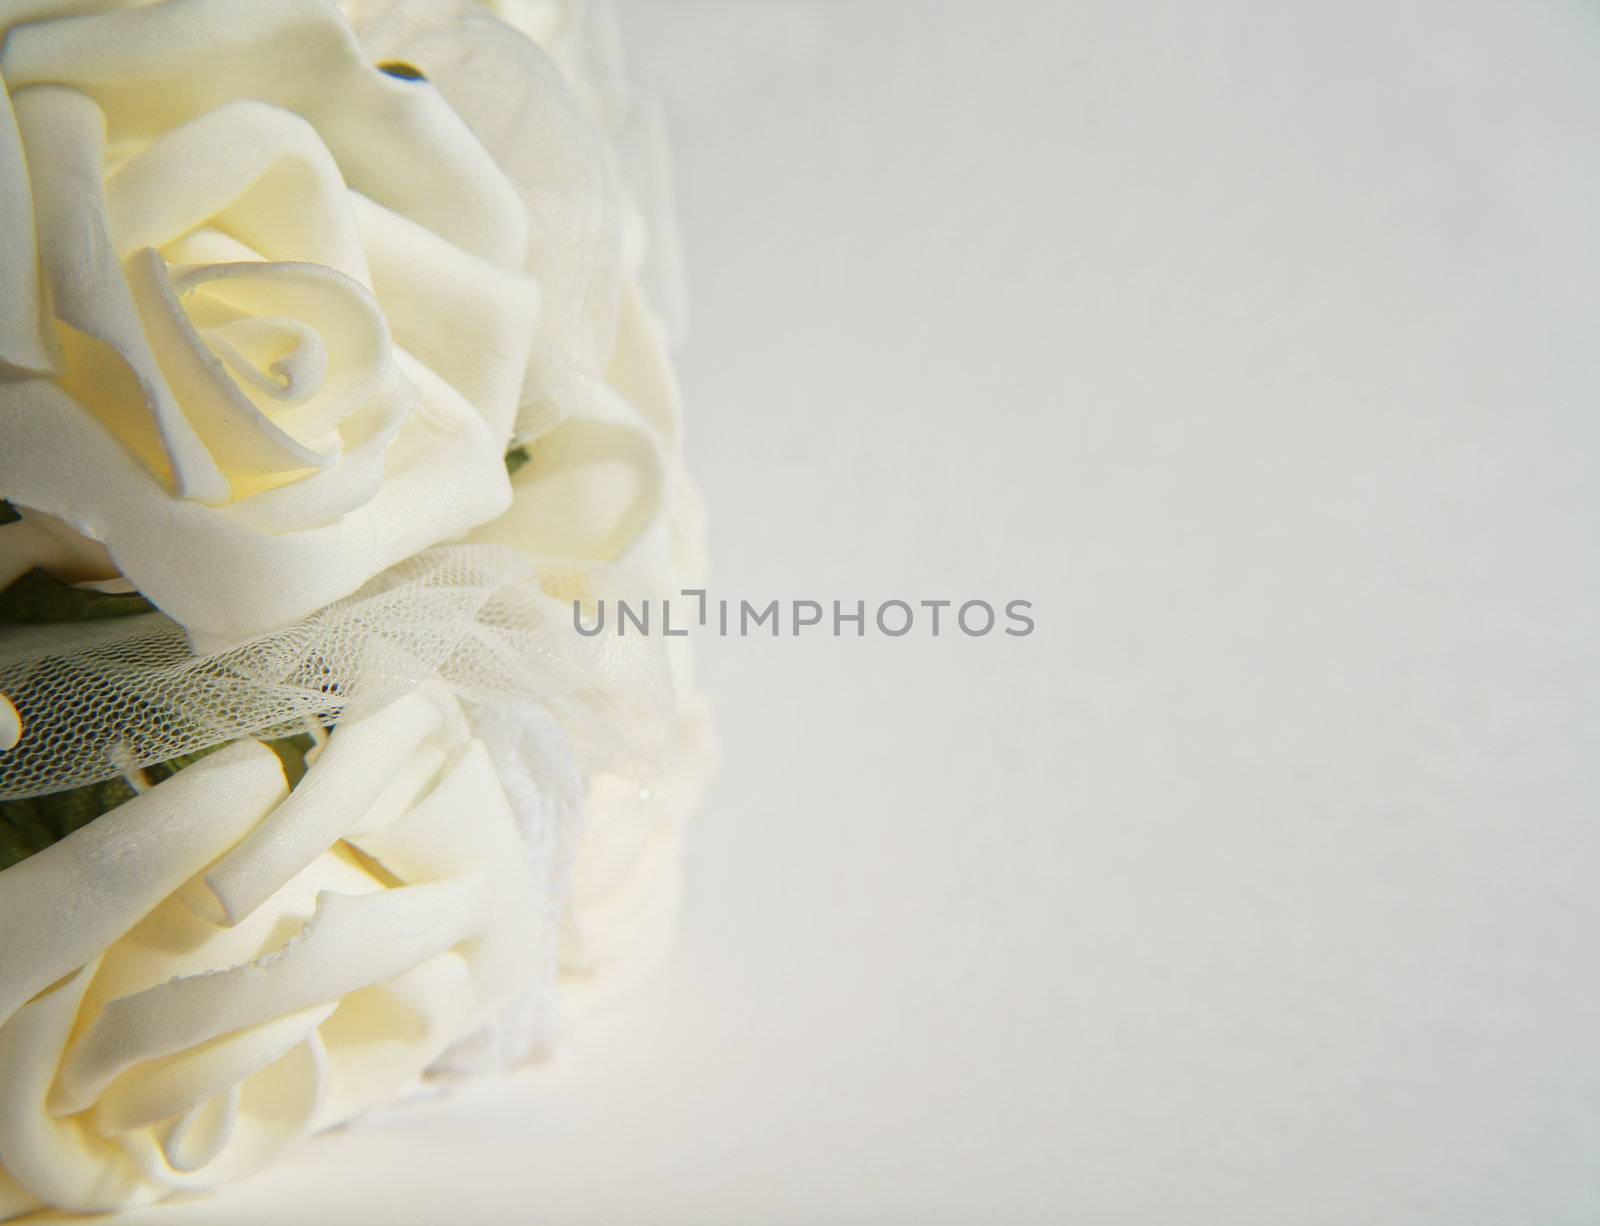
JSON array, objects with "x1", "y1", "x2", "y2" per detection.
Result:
[{"x1": 124, "y1": 1, "x2": 1599, "y2": 1222}]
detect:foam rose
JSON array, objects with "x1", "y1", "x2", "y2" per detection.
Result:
[
  {"x1": 0, "y1": 685, "x2": 541, "y2": 1219},
  {"x1": 0, "y1": 0, "x2": 618, "y2": 650}
]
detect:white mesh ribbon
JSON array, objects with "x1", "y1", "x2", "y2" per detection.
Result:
[{"x1": 0, "y1": 542, "x2": 676, "y2": 800}]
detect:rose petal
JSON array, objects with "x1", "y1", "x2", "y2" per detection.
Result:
[
  {"x1": 56, "y1": 877, "x2": 489, "y2": 1112},
  {"x1": 0, "y1": 70, "x2": 56, "y2": 375},
  {"x1": 200, "y1": 688, "x2": 446, "y2": 926},
  {"x1": 104, "y1": 99, "x2": 369, "y2": 285},
  {"x1": 220, "y1": 360, "x2": 413, "y2": 535},
  {"x1": 161, "y1": 1085, "x2": 238, "y2": 1174},
  {"x1": 114, "y1": 1033, "x2": 329, "y2": 1191},
  {"x1": 0, "y1": 741, "x2": 285, "y2": 1026},
  {"x1": 0, "y1": 963, "x2": 157, "y2": 1216},
  {"x1": 0, "y1": 1164, "x2": 41, "y2": 1223},
  {"x1": 11, "y1": 84, "x2": 227, "y2": 502},
  {"x1": 123, "y1": 250, "x2": 342, "y2": 478},
  {"x1": 93, "y1": 1004, "x2": 337, "y2": 1135},
  {"x1": 0, "y1": 374, "x2": 509, "y2": 649},
  {"x1": 315, "y1": 957, "x2": 473, "y2": 1127},
  {"x1": 349, "y1": 738, "x2": 542, "y2": 1005},
  {"x1": 354, "y1": 193, "x2": 538, "y2": 443},
  {"x1": 606, "y1": 281, "x2": 684, "y2": 450},
  {"x1": 468, "y1": 379, "x2": 665, "y2": 564},
  {"x1": 169, "y1": 259, "x2": 392, "y2": 447},
  {"x1": 1, "y1": 0, "x2": 528, "y2": 267},
  {"x1": 342, "y1": 0, "x2": 623, "y2": 432}
]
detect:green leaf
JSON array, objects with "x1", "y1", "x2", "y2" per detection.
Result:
[
  {"x1": 0, "y1": 777, "x2": 138, "y2": 872},
  {"x1": 0, "y1": 568, "x2": 155, "y2": 623},
  {"x1": 265, "y1": 731, "x2": 320, "y2": 789},
  {"x1": 0, "y1": 499, "x2": 20, "y2": 526}
]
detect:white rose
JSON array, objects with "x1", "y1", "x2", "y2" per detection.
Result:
[
  {"x1": 559, "y1": 692, "x2": 715, "y2": 1017},
  {"x1": 464, "y1": 268, "x2": 715, "y2": 1005},
  {"x1": 0, "y1": 0, "x2": 618, "y2": 650},
  {"x1": 0, "y1": 684, "x2": 540, "y2": 1220}
]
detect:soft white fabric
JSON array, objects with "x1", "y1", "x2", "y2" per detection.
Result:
[{"x1": 0, "y1": 684, "x2": 546, "y2": 1219}]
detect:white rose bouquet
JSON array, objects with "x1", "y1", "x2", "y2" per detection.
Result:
[{"x1": 0, "y1": 0, "x2": 713, "y2": 1218}]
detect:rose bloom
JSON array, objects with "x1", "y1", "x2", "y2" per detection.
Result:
[
  {"x1": 0, "y1": 0, "x2": 617, "y2": 649},
  {"x1": 447, "y1": 136, "x2": 717, "y2": 1010},
  {"x1": 0, "y1": 686, "x2": 541, "y2": 1219}
]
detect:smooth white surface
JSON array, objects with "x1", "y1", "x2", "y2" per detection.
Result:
[{"x1": 113, "y1": 2, "x2": 1600, "y2": 1222}]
